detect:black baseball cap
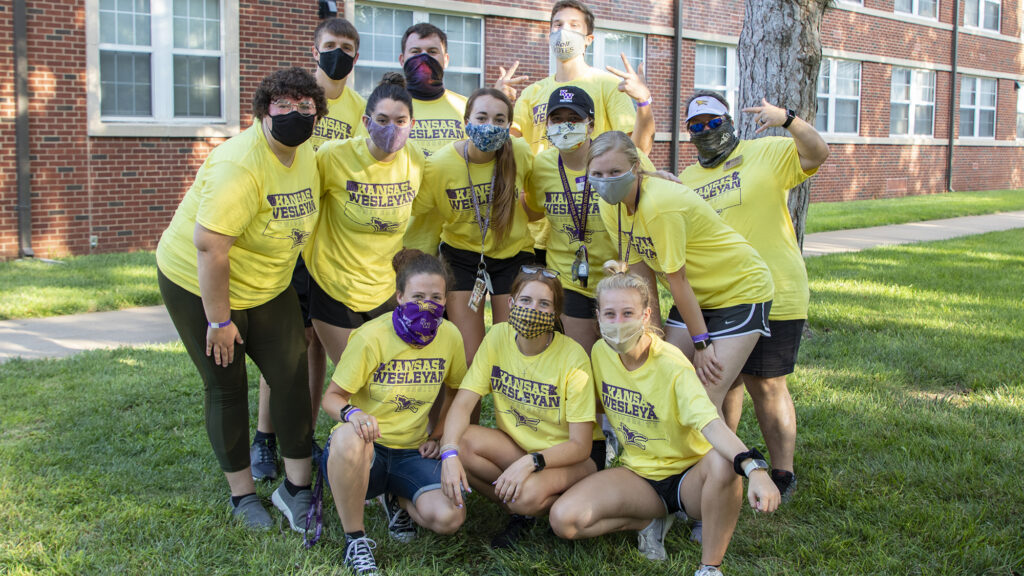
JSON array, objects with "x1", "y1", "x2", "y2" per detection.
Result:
[{"x1": 546, "y1": 85, "x2": 595, "y2": 120}]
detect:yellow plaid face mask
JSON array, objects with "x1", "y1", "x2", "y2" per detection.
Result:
[{"x1": 508, "y1": 304, "x2": 556, "y2": 340}]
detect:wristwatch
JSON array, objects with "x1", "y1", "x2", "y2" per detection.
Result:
[
  {"x1": 733, "y1": 448, "x2": 769, "y2": 477},
  {"x1": 530, "y1": 452, "x2": 546, "y2": 472},
  {"x1": 782, "y1": 108, "x2": 797, "y2": 129},
  {"x1": 693, "y1": 337, "x2": 712, "y2": 351}
]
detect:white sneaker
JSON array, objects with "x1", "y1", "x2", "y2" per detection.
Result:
[
  {"x1": 637, "y1": 515, "x2": 674, "y2": 561},
  {"x1": 694, "y1": 565, "x2": 724, "y2": 576}
]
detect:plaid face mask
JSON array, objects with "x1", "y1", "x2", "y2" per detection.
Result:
[{"x1": 508, "y1": 304, "x2": 556, "y2": 340}]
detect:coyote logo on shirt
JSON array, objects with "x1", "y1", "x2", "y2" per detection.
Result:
[
  {"x1": 288, "y1": 228, "x2": 311, "y2": 247},
  {"x1": 559, "y1": 223, "x2": 593, "y2": 244},
  {"x1": 501, "y1": 406, "x2": 541, "y2": 431},
  {"x1": 387, "y1": 394, "x2": 428, "y2": 413},
  {"x1": 618, "y1": 423, "x2": 650, "y2": 449}
]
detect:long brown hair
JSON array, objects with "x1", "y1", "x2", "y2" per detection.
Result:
[
  {"x1": 464, "y1": 87, "x2": 517, "y2": 244},
  {"x1": 509, "y1": 268, "x2": 565, "y2": 319}
]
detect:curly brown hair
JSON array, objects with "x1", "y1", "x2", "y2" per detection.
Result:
[{"x1": 251, "y1": 67, "x2": 328, "y2": 120}]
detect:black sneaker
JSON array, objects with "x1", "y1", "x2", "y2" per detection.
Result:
[
  {"x1": 343, "y1": 536, "x2": 379, "y2": 575},
  {"x1": 771, "y1": 469, "x2": 797, "y2": 503},
  {"x1": 490, "y1": 514, "x2": 535, "y2": 549},
  {"x1": 377, "y1": 492, "x2": 416, "y2": 543},
  {"x1": 250, "y1": 435, "x2": 279, "y2": 482}
]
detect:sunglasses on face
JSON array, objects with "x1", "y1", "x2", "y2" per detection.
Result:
[
  {"x1": 520, "y1": 265, "x2": 560, "y2": 279},
  {"x1": 688, "y1": 117, "x2": 724, "y2": 134}
]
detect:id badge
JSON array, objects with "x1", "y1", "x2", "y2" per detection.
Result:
[{"x1": 468, "y1": 262, "x2": 492, "y2": 312}]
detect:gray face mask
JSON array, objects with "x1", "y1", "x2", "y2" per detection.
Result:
[
  {"x1": 690, "y1": 116, "x2": 740, "y2": 168},
  {"x1": 550, "y1": 28, "x2": 587, "y2": 62},
  {"x1": 590, "y1": 168, "x2": 636, "y2": 205}
]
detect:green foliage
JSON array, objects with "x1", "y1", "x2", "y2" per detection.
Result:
[{"x1": 806, "y1": 188, "x2": 1024, "y2": 234}]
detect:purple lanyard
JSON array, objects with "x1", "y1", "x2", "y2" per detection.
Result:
[
  {"x1": 616, "y1": 176, "x2": 642, "y2": 263},
  {"x1": 557, "y1": 156, "x2": 591, "y2": 244},
  {"x1": 462, "y1": 143, "x2": 497, "y2": 257}
]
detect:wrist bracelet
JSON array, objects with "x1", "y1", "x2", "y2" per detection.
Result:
[
  {"x1": 441, "y1": 449, "x2": 459, "y2": 460},
  {"x1": 636, "y1": 96, "x2": 652, "y2": 108},
  {"x1": 344, "y1": 407, "x2": 363, "y2": 423},
  {"x1": 208, "y1": 319, "x2": 232, "y2": 329},
  {"x1": 691, "y1": 332, "x2": 710, "y2": 343},
  {"x1": 440, "y1": 443, "x2": 459, "y2": 453}
]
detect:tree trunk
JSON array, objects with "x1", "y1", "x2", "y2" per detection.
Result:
[{"x1": 737, "y1": 0, "x2": 830, "y2": 251}]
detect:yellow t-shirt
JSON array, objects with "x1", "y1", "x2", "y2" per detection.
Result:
[
  {"x1": 592, "y1": 335, "x2": 719, "y2": 481},
  {"x1": 513, "y1": 69, "x2": 636, "y2": 156},
  {"x1": 156, "y1": 122, "x2": 319, "y2": 309},
  {"x1": 410, "y1": 139, "x2": 535, "y2": 260},
  {"x1": 309, "y1": 87, "x2": 369, "y2": 151},
  {"x1": 332, "y1": 313, "x2": 467, "y2": 450},
  {"x1": 680, "y1": 138, "x2": 815, "y2": 320},
  {"x1": 526, "y1": 148, "x2": 655, "y2": 299},
  {"x1": 304, "y1": 136, "x2": 425, "y2": 312},
  {"x1": 597, "y1": 176, "x2": 773, "y2": 310},
  {"x1": 459, "y1": 323, "x2": 596, "y2": 454}
]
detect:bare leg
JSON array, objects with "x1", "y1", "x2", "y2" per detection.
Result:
[
  {"x1": 445, "y1": 291, "x2": 486, "y2": 365},
  {"x1": 665, "y1": 325, "x2": 760, "y2": 418},
  {"x1": 225, "y1": 469, "x2": 257, "y2": 497},
  {"x1": 457, "y1": 424, "x2": 523, "y2": 502},
  {"x1": 548, "y1": 467, "x2": 664, "y2": 539},
  {"x1": 743, "y1": 374, "x2": 797, "y2": 472},
  {"x1": 678, "y1": 451, "x2": 743, "y2": 566},
  {"x1": 256, "y1": 377, "x2": 273, "y2": 433},
  {"x1": 312, "y1": 319, "x2": 354, "y2": 366},
  {"x1": 508, "y1": 458, "x2": 596, "y2": 517},
  {"x1": 399, "y1": 491, "x2": 466, "y2": 535},
  {"x1": 722, "y1": 379, "x2": 745, "y2": 432},
  {"x1": 282, "y1": 455, "x2": 312, "y2": 486},
  {"x1": 326, "y1": 426, "x2": 375, "y2": 532},
  {"x1": 562, "y1": 315, "x2": 599, "y2": 354}
]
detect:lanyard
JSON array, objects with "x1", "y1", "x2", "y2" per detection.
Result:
[
  {"x1": 557, "y1": 156, "x2": 591, "y2": 244},
  {"x1": 462, "y1": 143, "x2": 497, "y2": 258},
  {"x1": 617, "y1": 176, "x2": 642, "y2": 263}
]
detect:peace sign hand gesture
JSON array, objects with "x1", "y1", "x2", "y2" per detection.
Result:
[
  {"x1": 606, "y1": 53, "x2": 651, "y2": 104},
  {"x1": 494, "y1": 60, "x2": 530, "y2": 102}
]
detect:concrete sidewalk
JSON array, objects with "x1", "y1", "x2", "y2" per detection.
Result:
[{"x1": 2, "y1": 210, "x2": 1023, "y2": 364}]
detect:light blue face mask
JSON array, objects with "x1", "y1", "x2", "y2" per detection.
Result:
[
  {"x1": 466, "y1": 122, "x2": 510, "y2": 153},
  {"x1": 590, "y1": 167, "x2": 637, "y2": 205}
]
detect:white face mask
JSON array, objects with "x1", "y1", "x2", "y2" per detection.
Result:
[
  {"x1": 549, "y1": 28, "x2": 586, "y2": 62},
  {"x1": 546, "y1": 121, "x2": 588, "y2": 151},
  {"x1": 599, "y1": 318, "x2": 645, "y2": 354}
]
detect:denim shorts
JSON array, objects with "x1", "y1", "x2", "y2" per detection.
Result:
[{"x1": 322, "y1": 432, "x2": 442, "y2": 504}]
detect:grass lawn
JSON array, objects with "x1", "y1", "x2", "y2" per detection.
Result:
[
  {"x1": 805, "y1": 188, "x2": 1024, "y2": 234},
  {"x1": 2, "y1": 232, "x2": 1023, "y2": 575},
  {"x1": 0, "y1": 251, "x2": 159, "y2": 320}
]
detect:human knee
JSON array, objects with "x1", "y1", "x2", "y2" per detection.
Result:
[
  {"x1": 418, "y1": 498, "x2": 465, "y2": 535},
  {"x1": 706, "y1": 451, "x2": 740, "y2": 488},
  {"x1": 548, "y1": 498, "x2": 589, "y2": 540},
  {"x1": 329, "y1": 430, "x2": 373, "y2": 467}
]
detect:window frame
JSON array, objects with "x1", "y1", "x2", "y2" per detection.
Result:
[
  {"x1": 816, "y1": 58, "x2": 862, "y2": 135},
  {"x1": 964, "y1": 0, "x2": 1001, "y2": 32},
  {"x1": 1017, "y1": 87, "x2": 1024, "y2": 140},
  {"x1": 692, "y1": 43, "x2": 738, "y2": 113},
  {"x1": 959, "y1": 75, "x2": 998, "y2": 139},
  {"x1": 86, "y1": 0, "x2": 241, "y2": 137},
  {"x1": 890, "y1": 67, "x2": 937, "y2": 137},
  {"x1": 894, "y1": 0, "x2": 939, "y2": 19}
]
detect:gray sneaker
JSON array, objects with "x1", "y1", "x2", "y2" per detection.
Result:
[
  {"x1": 344, "y1": 536, "x2": 379, "y2": 575},
  {"x1": 690, "y1": 520, "x2": 702, "y2": 544},
  {"x1": 230, "y1": 494, "x2": 273, "y2": 531},
  {"x1": 637, "y1": 515, "x2": 674, "y2": 561},
  {"x1": 377, "y1": 492, "x2": 416, "y2": 543},
  {"x1": 272, "y1": 483, "x2": 312, "y2": 533}
]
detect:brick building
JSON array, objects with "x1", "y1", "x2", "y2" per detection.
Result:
[{"x1": 2, "y1": 0, "x2": 1022, "y2": 258}]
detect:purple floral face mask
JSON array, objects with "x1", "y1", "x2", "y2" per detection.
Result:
[{"x1": 393, "y1": 299, "x2": 445, "y2": 347}]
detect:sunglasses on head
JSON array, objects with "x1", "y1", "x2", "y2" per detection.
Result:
[
  {"x1": 688, "y1": 117, "x2": 724, "y2": 134},
  {"x1": 520, "y1": 265, "x2": 560, "y2": 279}
]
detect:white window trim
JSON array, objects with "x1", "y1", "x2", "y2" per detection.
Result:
[
  {"x1": 692, "y1": 43, "x2": 737, "y2": 113},
  {"x1": 547, "y1": 29, "x2": 646, "y2": 76},
  {"x1": 963, "y1": 0, "x2": 1001, "y2": 33},
  {"x1": 817, "y1": 58, "x2": 862, "y2": 135},
  {"x1": 86, "y1": 0, "x2": 240, "y2": 137},
  {"x1": 959, "y1": 75, "x2": 998, "y2": 139},
  {"x1": 890, "y1": 67, "x2": 936, "y2": 136},
  {"x1": 1016, "y1": 86, "x2": 1024, "y2": 140},
  {"x1": 353, "y1": 3, "x2": 485, "y2": 94},
  {"x1": 894, "y1": 0, "x2": 939, "y2": 20}
]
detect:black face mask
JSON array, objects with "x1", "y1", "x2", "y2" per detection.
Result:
[
  {"x1": 270, "y1": 111, "x2": 317, "y2": 147},
  {"x1": 318, "y1": 48, "x2": 354, "y2": 81},
  {"x1": 403, "y1": 53, "x2": 445, "y2": 101},
  {"x1": 691, "y1": 116, "x2": 740, "y2": 168}
]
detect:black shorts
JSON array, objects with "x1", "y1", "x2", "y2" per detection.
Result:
[
  {"x1": 589, "y1": 439, "x2": 606, "y2": 471},
  {"x1": 290, "y1": 256, "x2": 313, "y2": 328},
  {"x1": 308, "y1": 275, "x2": 394, "y2": 329},
  {"x1": 643, "y1": 465, "x2": 694, "y2": 516},
  {"x1": 742, "y1": 318, "x2": 805, "y2": 378},
  {"x1": 439, "y1": 242, "x2": 535, "y2": 294},
  {"x1": 564, "y1": 290, "x2": 597, "y2": 320},
  {"x1": 533, "y1": 248, "x2": 547, "y2": 267},
  {"x1": 666, "y1": 301, "x2": 772, "y2": 340}
]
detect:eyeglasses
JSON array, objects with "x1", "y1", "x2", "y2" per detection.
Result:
[
  {"x1": 687, "y1": 117, "x2": 724, "y2": 134},
  {"x1": 271, "y1": 99, "x2": 317, "y2": 116},
  {"x1": 520, "y1": 265, "x2": 560, "y2": 279}
]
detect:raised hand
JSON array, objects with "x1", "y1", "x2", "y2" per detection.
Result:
[
  {"x1": 606, "y1": 53, "x2": 651, "y2": 103},
  {"x1": 494, "y1": 60, "x2": 530, "y2": 102}
]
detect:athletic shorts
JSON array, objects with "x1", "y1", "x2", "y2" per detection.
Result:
[
  {"x1": 322, "y1": 432, "x2": 441, "y2": 504},
  {"x1": 642, "y1": 465, "x2": 695, "y2": 516},
  {"x1": 533, "y1": 248, "x2": 547, "y2": 268},
  {"x1": 742, "y1": 318, "x2": 805, "y2": 378},
  {"x1": 308, "y1": 276, "x2": 393, "y2": 330},
  {"x1": 666, "y1": 301, "x2": 772, "y2": 340},
  {"x1": 290, "y1": 256, "x2": 313, "y2": 328},
  {"x1": 563, "y1": 290, "x2": 597, "y2": 320},
  {"x1": 439, "y1": 242, "x2": 535, "y2": 294}
]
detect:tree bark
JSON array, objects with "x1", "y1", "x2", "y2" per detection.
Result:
[{"x1": 737, "y1": 0, "x2": 830, "y2": 251}]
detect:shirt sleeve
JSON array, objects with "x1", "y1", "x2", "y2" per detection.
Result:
[
  {"x1": 331, "y1": 327, "x2": 377, "y2": 395},
  {"x1": 765, "y1": 137, "x2": 816, "y2": 189},
  {"x1": 195, "y1": 160, "x2": 261, "y2": 237},
  {"x1": 674, "y1": 369, "x2": 719, "y2": 433},
  {"x1": 564, "y1": 347, "x2": 597, "y2": 424}
]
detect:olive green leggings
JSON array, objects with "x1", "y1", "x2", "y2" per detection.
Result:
[{"x1": 159, "y1": 269, "x2": 312, "y2": 472}]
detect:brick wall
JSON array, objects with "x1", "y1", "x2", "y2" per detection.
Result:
[{"x1": 0, "y1": 2, "x2": 17, "y2": 257}]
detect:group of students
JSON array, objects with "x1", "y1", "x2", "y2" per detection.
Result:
[{"x1": 154, "y1": 1, "x2": 830, "y2": 575}]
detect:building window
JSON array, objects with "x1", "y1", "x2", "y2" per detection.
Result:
[
  {"x1": 353, "y1": 5, "x2": 483, "y2": 98},
  {"x1": 959, "y1": 76, "x2": 997, "y2": 138},
  {"x1": 965, "y1": 0, "x2": 1000, "y2": 31},
  {"x1": 895, "y1": 0, "x2": 938, "y2": 18},
  {"x1": 816, "y1": 58, "x2": 861, "y2": 134},
  {"x1": 1017, "y1": 88, "x2": 1024, "y2": 139},
  {"x1": 693, "y1": 43, "x2": 737, "y2": 112},
  {"x1": 890, "y1": 68, "x2": 936, "y2": 136}
]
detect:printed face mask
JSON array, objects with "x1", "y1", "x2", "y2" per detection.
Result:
[
  {"x1": 546, "y1": 121, "x2": 588, "y2": 151},
  {"x1": 590, "y1": 167, "x2": 636, "y2": 205},
  {"x1": 549, "y1": 28, "x2": 586, "y2": 62},
  {"x1": 393, "y1": 299, "x2": 445, "y2": 347},
  {"x1": 508, "y1": 304, "x2": 557, "y2": 340},
  {"x1": 269, "y1": 110, "x2": 317, "y2": 147},
  {"x1": 599, "y1": 318, "x2": 645, "y2": 354},
  {"x1": 466, "y1": 122, "x2": 510, "y2": 153},
  {"x1": 690, "y1": 116, "x2": 740, "y2": 168},
  {"x1": 317, "y1": 48, "x2": 355, "y2": 81},
  {"x1": 403, "y1": 53, "x2": 445, "y2": 101},
  {"x1": 365, "y1": 118, "x2": 411, "y2": 153}
]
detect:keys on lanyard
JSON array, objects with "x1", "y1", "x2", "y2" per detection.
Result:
[
  {"x1": 469, "y1": 259, "x2": 494, "y2": 313},
  {"x1": 571, "y1": 245, "x2": 589, "y2": 288},
  {"x1": 463, "y1": 143, "x2": 496, "y2": 311}
]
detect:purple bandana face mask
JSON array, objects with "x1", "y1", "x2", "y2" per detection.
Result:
[
  {"x1": 365, "y1": 118, "x2": 412, "y2": 154},
  {"x1": 393, "y1": 299, "x2": 445, "y2": 347}
]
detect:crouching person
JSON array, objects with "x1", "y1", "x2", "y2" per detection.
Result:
[
  {"x1": 314, "y1": 250, "x2": 467, "y2": 575},
  {"x1": 549, "y1": 262, "x2": 779, "y2": 575}
]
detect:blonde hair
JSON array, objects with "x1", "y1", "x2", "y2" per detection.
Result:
[
  {"x1": 595, "y1": 260, "x2": 663, "y2": 336},
  {"x1": 586, "y1": 131, "x2": 658, "y2": 178}
]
